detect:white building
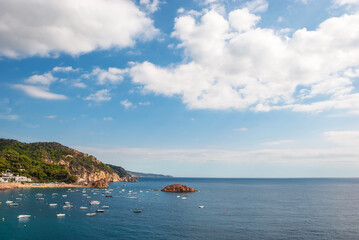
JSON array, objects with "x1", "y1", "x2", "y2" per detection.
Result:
[{"x1": 0, "y1": 172, "x2": 32, "y2": 183}]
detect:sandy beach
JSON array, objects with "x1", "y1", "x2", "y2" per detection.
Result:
[{"x1": 0, "y1": 182, "x2": 85, "y2": 191}]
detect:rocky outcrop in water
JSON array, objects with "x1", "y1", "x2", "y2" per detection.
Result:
[
  {"x1": 89, "y1": 178, "x2": 109, "y2": 189},
  {"x1": 161, "y1": 184, "x2": 197, "y2": 193}
]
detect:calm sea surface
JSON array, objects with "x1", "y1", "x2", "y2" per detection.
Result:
[{"x1": 1, "y1": 178, "x2": 359, "y2": 240}]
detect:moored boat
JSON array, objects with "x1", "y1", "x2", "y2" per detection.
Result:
[
  {"x1": 56, "y1": 213, "x2": 66, "y2": 217},
  {"x1": 132, "y1": 209, "x2": 142, "y2": 213},
  {"x1": 96, "y1": 209, "x2": 104, "y2": 213},
  {"x1": 17, "y1": 215, "x2": 31, "y2": 219},
  {"x1": 80, "y1": 206, "x2": 88, "y2": 210},
  {"x1": 102, "y1": 205, "x2": 109, "y2": 209},
  {"x1": 89, "y1": 200, "x2": 100, "y2": 205},
  {"x1": 10, "y1": 203, "x2": 19, "y2": 206},
  {"x1": 86, "y1": 213, "x2": 96, "y2": 216},
  {"x1": 49, "y1": 203, "x2": 58, "y2": 207}
]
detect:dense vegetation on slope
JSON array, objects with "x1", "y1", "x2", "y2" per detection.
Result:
[
  {"x1": 0, "y1": 138, "x2": 116, "y2": 183},
  {"x1": 106, "y1": 164, "x2": 131, "y2": 178}
]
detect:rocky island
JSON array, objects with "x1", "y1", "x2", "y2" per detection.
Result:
[{"x1": 161, "y1": 184, "x2": 198, "y2": 193}]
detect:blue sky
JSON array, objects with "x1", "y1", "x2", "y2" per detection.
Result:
[{"x1": 1, "y1": 0, "x2": 359, "y2": 177}]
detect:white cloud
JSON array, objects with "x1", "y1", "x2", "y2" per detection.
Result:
[
  {"x1": 0, "y1": 0, "x2": 158, "y2": 58},
  {"x1": 233, "y1": 128, "x2": 248, "y2": 131},
  {"x1": 138, "y1": 101, "x2": 151, "y2": 106},
  {"x1": 103, "y1": 117, "x2": 113, "y2": 121},
  {"x1": 85, "y1": 89, "x2": 111, "y2": 102},
  {"x1": 85, "y1": 67, "x2": 128, "y2": 85},
  {"x1": 13, "y1": 84, "x2": 67, "y2": 100},
  {"x1": 120, "y1": 99, "x2": 133, "y2": 109},
  {"x1": 0, "y1": 114, "x2": 19, "y2": 120},
  {"x1": 45, "y1": 115, "x2": 56, "y2": 119},
  {"x1": 140, "y1": 0, "x2": 160, "y2": 13},
  {"x1": 127, "y1": 8, "x2": 359, "y2": 114},
  {"x1": 72, "y1": 80, "x2": 87, "y2": 88},
  {"x1": 243, "y1": 0, "x2": 269, "y2": 13},
  {"x1": 25, "y1": 72, "x2": 57, "y2": 86},
  {"x1": 52, "y1": 66, "x2": 80, "y2": 72},
  {"x1": 334, "y1": 0, "x2": 359, "y2": 6},
  {"x1": 324, "y1": 131, "x2": 359, "y2": 146}
]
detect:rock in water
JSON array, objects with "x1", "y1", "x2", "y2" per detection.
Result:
[
  {"x1": 161, "y1": 184, "x2": 197, "y2": 193},
  {"x1": 89, "y1": 179, "x2": 109, "y2": 189}
]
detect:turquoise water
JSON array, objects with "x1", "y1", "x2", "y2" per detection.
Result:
[{"x1": 1, "y1": 178, "x2": 359, "y2": 239}]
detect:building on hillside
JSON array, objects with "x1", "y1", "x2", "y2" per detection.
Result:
[{"x1": 0, "y1": 171, "x2": 32, "y2": 183}]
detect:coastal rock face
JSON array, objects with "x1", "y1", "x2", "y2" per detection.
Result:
[
  {"x1": 76, "y1": 170, "x2": 120, "y2": 185},
  {"x1": 161, "y1": 184, "x2": 197, "y2": 193},
  {"x1": 89, "y1": 178, "x2": 109, "y2": 189}
]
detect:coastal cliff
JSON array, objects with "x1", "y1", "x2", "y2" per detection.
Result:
[{"x1": 0, "y1": 138, "x2": 123, "y2": 185}]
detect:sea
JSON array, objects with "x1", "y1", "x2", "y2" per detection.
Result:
[{"x1": 1, "y1": 178, "x2": 359, "y2": 240}]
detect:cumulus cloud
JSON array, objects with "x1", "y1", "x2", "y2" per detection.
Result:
[
  {"x1": 13, "y1": 84, "x2": 67, "y2": 100},
  {"x1": 120, "y1": 99, "x2": 133, "y2": 109},
  {"x1": 0, "y1": 0, "x2": 158, "y2": 58},
  {"x1": 140, "y1": 0, "x2": 161, "y2": 13},
  {"x1": 52, "y1": 66, "x2": 80, "y2": 72},
  {"x1": 103, "y1": 117, "x2": 113, "y2": 121},
  {"x1": 334, "y1": 0, "x2": 359, "y2": 6},
  {"x1": 85, "y1": 89, "x2": 111, "y2": 102},
  {"x1": 126, "y1": 8, "x2": 359, "y2": 113},
  {"x1": 84, "y1": 67, "x2": 128, "y2": 85},
  {"x1": 25, "y1": 73, "x2": 57, "y2": 86}
]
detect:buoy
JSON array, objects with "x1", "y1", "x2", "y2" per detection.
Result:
[{"x1": 2, "y1": 217, "x2": 4, "y2": 221}]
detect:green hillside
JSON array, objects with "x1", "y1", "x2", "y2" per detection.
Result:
[{"x1": 0, "y1": 138, "x2": 118, "y2": 183}]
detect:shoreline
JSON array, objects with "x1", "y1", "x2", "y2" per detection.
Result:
[{"x1": 0, "y1": 182, "x2": 85, "y2": 191}]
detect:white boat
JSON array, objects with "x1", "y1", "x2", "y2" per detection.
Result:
[
  {"x1": 17, "y1": 215, "x2": 31, "y2": 219},
  {"x1": 89, "y1": 200, "x2": 100, "y2": 205},
  {"x1": 62, "y1": 195, "x2": 67, "y2": 197},
  {"x1": 96, "y1": 209, "x2": 104, "y2": 213},
  {"x1": 36, "y1": 198, "x2": 44, "y2": 201},
  {"x1": 86, "y1": 213, "x2": 96, "y2": 216},
  {"x1": 10, "y1": 203, "x2": 19, "y2": 206},
  {"x1": 63, "y1": 205, "x2": 73, "y2": 209},
  {"x1": 16, "y1": 198, "x2": 22, "y2": 200},
  {"x1": 64, "y1": 201, "x2": 70, "y2": 205},
  {"x1": 198, "y1": 205, "x2": 205, "y2": 208},
  {"x1": 176, "y1": 195, "x2": 180, "y2": 198},
  {"x1": 6, "y1": 200, "x2": 13, "y2": 204},
  {"x1": 49, "y1": 203, "x2": 58, "y2": 207},
  {"x1": 87, "y1": 196, "x2": 91, "y2": 199},
  {"x1": 80, "y1": 206, "x2": 88, "y2": 210},
  {"x1": 181, "y1": 197, "x2": 187, "y2": 200},
  {"x1": 102, "y1": 205, "x2": 109, "y2": 209},
  {"x1": 56, "y1": 213, "x2": 66, "y2": 217},
  {"x1": 52, "y1": 193, "x2": 58, "y2": 196}
]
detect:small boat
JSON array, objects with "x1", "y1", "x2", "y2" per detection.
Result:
[
  {"x1": 102, "y1": 206, "x2": 109, "y2": 209},
  {"x1": 63, "y1": 205, "x2": 73, "y2": 209},
  {"x1": 83, "y1": 194, "x2": 88, "y2": 196},
  {"x1": 64, "y1": 201, "x2": 70, "y2": 205},
  {"x1": 52, "y1": 193, "x2": 58, "y2": 196},
  {"x1": 49, "y1": 203, "x2": 58, "y2": 207},
  {"x1": 181, "y1": 197, "x2": 187, "y2": 200},
  {"x1": 6, "y1": 200, "x2": 13, "y2": 204},
  {"x1": 56, "y1": 213, "x2": 66, "y2": 217},
  {"x1": 132, "y1": 209, "x2": 142, "y2": 213},
  {"x1": 87, "y1": 196, "x2": 91, "y2": 199},
  {"x1": 106, "y1": 195, "x2": 113, "y2": 198},
  {"x1": 86, "y1": 213, "x2": 96, "y2": 216},
  {"x1": 80, "y1": 206, "x2": 88, "y2": 210},
  {"x1": 16, "y1": 198, "x2": 22, "y2": 200},
  {"x1": 35, "y1": 193, "x2": 43, "y2": 197},
  {"x1": 62, "y1": 195, "x2": 67, "y2": 197},
  {"x1": 198, "y1": 205, "x2": 205, "y2": 208},
  {"x1": 89, "y1": 200, "x2": 100, "y2": 205},
  {"x1": 139, "y1": 190, "x2": 143, "y2": 193},
  {"x1": 176, "y1": 195, "x2": 180, "y2": 198},
  {"x1": 96, "y1": 209, "x2": 104, "y2": 213},
  {"x1": 155, "y1": 194, "x2": 159, "y2": 196},
  {"x1": 17, "y1": 215, "x2": 31, "y2": 219},
  {"x1": 36, "y1": 198, "x2": 44, "y2": 201},
  {"x1": 10, "y1": 203, "x2": 19, "y2": 206}
]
